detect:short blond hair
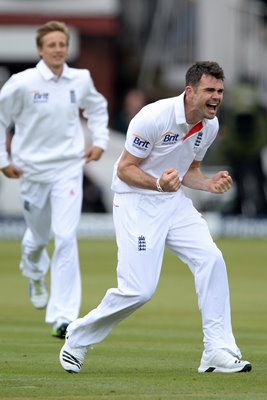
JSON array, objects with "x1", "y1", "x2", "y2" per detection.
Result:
[{"x1": 36, "y1": 21, "x2": 70, "y2": 48}]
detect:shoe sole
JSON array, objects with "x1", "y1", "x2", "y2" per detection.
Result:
[
  {"x1": 28, "y1": 283, "x2": 48, "y2": 309},
  {"x1": 198, "y1": 363, "x2": 252, "y2": 373},
  {"x1": 32, "y1": 304, "x2": 47, "y2": 310}
]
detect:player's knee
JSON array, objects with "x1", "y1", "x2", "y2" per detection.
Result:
[
  {"x1": 202, "y1": 243, "x2": 223, "y2": 263},
  {"x1": 135, "y1": 287, "x2": 155, "y2": 306},
  {"x1": 211, "y1": 246, "x2": 224, "y2": 264},
  {"x1": 23, "y1": 245, "x2": 45, "y2": 263},
  {"x1": 54, "y1": 233, "x2": 76, "y2": 251}
]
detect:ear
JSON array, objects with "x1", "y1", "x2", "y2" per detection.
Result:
[
  {"x1": 37, "y1": 46, "x2": 43, "y2": 58},
  {"x1": 185, "y1": 85, "x2": 193, "y2": 97}
]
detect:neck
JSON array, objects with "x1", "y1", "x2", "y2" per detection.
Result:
[
  {"x1": 185, "y1": 114, "x2": 202, "y2": 125},
  {"x1": 51, "y1": 65, "x2": 63, "y2": 78},
  {"x1": 184, "y1": 95, "x2": 201, "y2": 125}
]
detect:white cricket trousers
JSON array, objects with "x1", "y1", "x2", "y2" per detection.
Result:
[
  {"x1": 67, "y1": 190, "x2": 240, "y2": 356},
  {"x1": 19, "y1": 175, "x2": 82, "y2": 324}
]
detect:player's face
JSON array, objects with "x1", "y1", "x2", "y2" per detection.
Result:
[
  {"x1": 38, "y1": 31, "x2": 68, "y2": 75},
  {"x1": 185, "y1": 74, "x2": 224, "y2": 122}
]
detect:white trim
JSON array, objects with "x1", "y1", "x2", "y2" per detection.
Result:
[
  {"x1": 0, "y1": 0, "x2": 119, "y2": 16},
  {"x1": 1, "y1": 213, "x2": 267, "y2": 239}
]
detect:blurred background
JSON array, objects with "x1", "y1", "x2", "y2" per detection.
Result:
[{"x1": 1, "y1": 0, "x2": 267, "y2": 238}]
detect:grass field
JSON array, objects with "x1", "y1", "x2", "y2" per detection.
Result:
[{"x1": 0, "y1": 238, "x2": 266, "y2": 400}]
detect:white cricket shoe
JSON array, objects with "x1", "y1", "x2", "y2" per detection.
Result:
[
  {"x1": 29, "y1": 278, "x2": 48, "y2": 309},
  {"x1": 60, "y1": 341, "x2": 89, "y2": 373},
  {"x1": 198, "y1": 349, "x2": 252, "y2": 373}
]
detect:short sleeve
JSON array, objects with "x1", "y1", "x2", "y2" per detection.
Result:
[{"x1": 124, "y1": 109, "x2": 157, "y2": 159}]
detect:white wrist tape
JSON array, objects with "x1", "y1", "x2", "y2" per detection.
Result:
[{"x1": 156, "y1": 177, "x2": 164, "y2": 192}]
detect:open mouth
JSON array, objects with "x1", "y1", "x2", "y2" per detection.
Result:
[{"x1": 206, "y1": 104, "x2": 217, "y2": 112}]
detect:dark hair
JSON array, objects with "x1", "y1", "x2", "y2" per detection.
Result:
[
  {"x1": 185, "y1": 61, "x2": 225, "y2": 87},
  {"x1": 36, "y1": 21, "x2": 69, "y2": 48}
]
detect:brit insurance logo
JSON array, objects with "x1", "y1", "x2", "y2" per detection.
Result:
[
  {"x1": 132, "y1": 134, "x2": 150, "y2": 151},
  {"x1": 161, "y1": 131, "x2": 180, "y2": 145},
  {"x1": 31, "y1": 90, "x2": 49, "y2": 103}
]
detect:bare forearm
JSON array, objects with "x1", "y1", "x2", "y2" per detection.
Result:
[
  {"x1": 182, "y1": 168, "x2": 210, "y2": 191},
  {"x1": 118, "y1": 164, "x2": 157, "y2": 190},
  {"x1": 117, "y1": 149, "x2": 182, "y2": 192},
  {"x1": 183, "y1": 166, "x2": 232, "y2": 194}
]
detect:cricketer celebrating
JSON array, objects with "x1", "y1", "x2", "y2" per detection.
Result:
[{"x1": 60, "y1": 61, "x2": 251, "y2": 373}]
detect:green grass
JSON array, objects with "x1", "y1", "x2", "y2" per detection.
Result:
[{"x1": 0, "y1": 238, "x2": 266, "y2": 400}]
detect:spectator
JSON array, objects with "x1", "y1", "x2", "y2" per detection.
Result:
[
  {"x1": 114, "y1": 88, "x2": 147, "y2": 133},
  {"x1": 221, "y1": 78, "x2": 267, "y2": 216}
]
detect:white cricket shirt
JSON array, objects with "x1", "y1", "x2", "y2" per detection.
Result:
[
  {"x1": 0, "y1": 60, "x2": 109, "y2": 182},
  {"x1": 111, "y1": 92, "x2": 219, "y2": 194}
]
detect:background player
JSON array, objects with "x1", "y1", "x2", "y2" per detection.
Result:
[{"x1": 0, "y1": 21, "x2": 109, "y2": 338}]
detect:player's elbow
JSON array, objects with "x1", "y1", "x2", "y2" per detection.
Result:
[{"x1": 117, "y1": 161, "x2": 129, "y2": 183}]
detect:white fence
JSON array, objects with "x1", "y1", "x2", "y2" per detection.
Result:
[{"x1": 1, "y1": 212, "x2": 267, "y2": 239}]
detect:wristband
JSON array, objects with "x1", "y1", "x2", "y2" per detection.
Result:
[{"x1": 156, "y1": 178, "x2": 164, "y2": 192}]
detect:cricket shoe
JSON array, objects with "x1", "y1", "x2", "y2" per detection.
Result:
[
  {"x1": 29, "y1": 278, "x2": 48, "y2": 309},
  {"x1": 198, "y1": 349, "x2": 252, "y2": 373},
  {"x1": 52, "y1": 321, "x2": 69, "y2": 339},
  {"x1": 60, "y1": 341, "x2": 89, "y2": 373}
]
